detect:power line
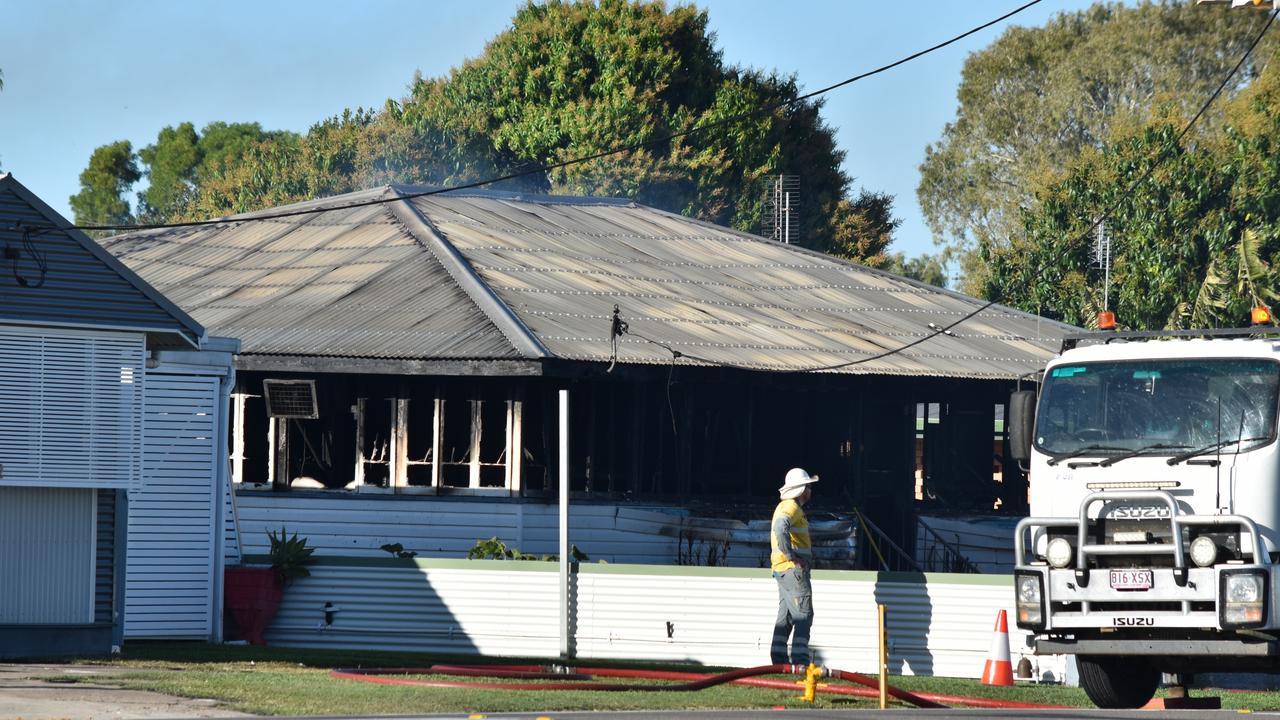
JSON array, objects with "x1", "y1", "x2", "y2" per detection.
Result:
[
  {"x1": 57, "y1": 0, "x2": 1045, "y2": 234},
  {"x1": 35, "y1": 3, "x2": 1269, "y2": 375},
  {"x1": 617, "y1": 299, "x2": 998, "y2": 375},
  {"x1": 606, "y1": 10, "x2": 1276, "y2": 374}
]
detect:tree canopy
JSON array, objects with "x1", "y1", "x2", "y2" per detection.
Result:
[
  {"x1": 71, "y1": 0, "x2": 898, "y2": 266},
  {"x1": 987, "y1": 50, "x2": 1280, "y2": 330},
  {"x1": 69, "y1": 141, "x2": 141, "y2": 230},
  {"x1": 919, "y1": 1, "x2": 1275, "y2": 294}
]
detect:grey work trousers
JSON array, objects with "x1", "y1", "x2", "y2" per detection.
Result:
[{"x1": 770, "y1": 565, "x2": 813, "y2": 665}]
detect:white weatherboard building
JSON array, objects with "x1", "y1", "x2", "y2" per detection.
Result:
[
  {"x1": 104, "y1": 185, "x2": 1078, "y2": 571},
  {"x1": 96, "y1": 184, "x2": 1080, "y2": 677},
  {"x1": 0, "y1": 174, "x2": 237, "y2": 657}
]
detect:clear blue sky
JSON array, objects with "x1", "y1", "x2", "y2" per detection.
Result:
[{"x1": 0, "y1": 0, "x2": 1100, "y2": 260}]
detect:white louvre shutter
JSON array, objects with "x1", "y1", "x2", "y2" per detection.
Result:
[
  {"x1": 126, "y1": 373, "x2": 219, "y2": 638},
  {"x1": 0, "y1": 327, "x2": 144, "y2": 489}
]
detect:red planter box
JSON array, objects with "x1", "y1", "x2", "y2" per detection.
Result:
[{"x1": 224, "y1": 567, "x2": 283, "y2": 645}]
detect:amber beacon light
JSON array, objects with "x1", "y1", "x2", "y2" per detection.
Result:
[
  {"x1": 1252, "y1": 306, "x2": 1272, "y2": 326},
  {"x1": 1097, "y1": 311, "x2": 1116, "y2": 330}
]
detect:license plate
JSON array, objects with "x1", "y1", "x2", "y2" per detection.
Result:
[{"x1": 1109, "y1": 569, "x2": 1153, "y2": 591}]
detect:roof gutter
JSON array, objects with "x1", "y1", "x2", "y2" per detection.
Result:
[{"x1": 386, "y1": 191, "x2": 552, "y2": 360}]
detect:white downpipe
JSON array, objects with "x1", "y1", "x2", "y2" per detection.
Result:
[
  {"x1": 558, "y1": 389, "x2": 570, "y2": 658},
  {"x1": 211, "y1": 366, "x2": 235, "y2": 643}
]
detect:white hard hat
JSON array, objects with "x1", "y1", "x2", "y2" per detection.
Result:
[{"x1": 779, "y1": 467, "x2": 819, "y2": 499}]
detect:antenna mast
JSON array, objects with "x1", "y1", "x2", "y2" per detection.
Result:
[
  {"x1": 763, "y1": 175, "x2": 800, "y2": 244},
  {"x1": 1091, "y1": 218, "x2": 1112, "y2": 312}
]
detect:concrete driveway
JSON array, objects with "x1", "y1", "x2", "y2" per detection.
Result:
[{"x1": 0, "y1": 663, "x2": 252, "y2": 719}]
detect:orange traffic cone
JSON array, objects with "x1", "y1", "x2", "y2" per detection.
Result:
[{"x1": 981, "y1": 609, "x2": 1014, "y2": 686}]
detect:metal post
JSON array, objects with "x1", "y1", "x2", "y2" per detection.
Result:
[
  {"x1": 1101, "y1": 220, "x2": 1110, "y2": 312},
  {"x1": 559, "y1": 389, "x2": 570, "y2": 658},
  {"x1": 783, "y1": 191, "x2": 791, "y2": 244},
  {"x1": 878, "y1": 603, "x2": 888, "y2": 709},
  {"x1": 212, "y1": 366, "x2": 235, "y2": 642}
]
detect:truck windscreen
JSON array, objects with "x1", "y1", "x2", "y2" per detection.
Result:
[{"x1": 1035, "y1": 358, "x2": 1280, "y2": 456}]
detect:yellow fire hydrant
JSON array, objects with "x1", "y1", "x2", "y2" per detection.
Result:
[{"x1": 801, "y1": 662, "x2": 823, "y2": 703}]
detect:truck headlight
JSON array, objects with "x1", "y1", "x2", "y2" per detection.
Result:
[
  {"x1": 1046, "y1": 537, "x2": 1074, "y2": 568},
  {"x1": 1190, "y1": 536, "x2": 1218, "y2": 568},
  {"x1": 1221, "y1": 571, "x2": 1268, "y2": 628},
  {"x1": 1015, "y1": 572, "x2": 1044, "y2": 629}
]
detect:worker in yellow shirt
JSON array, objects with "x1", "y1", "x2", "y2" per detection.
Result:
[{"x1": 770, "y1": 467, "x2": 818, "y2": 666}]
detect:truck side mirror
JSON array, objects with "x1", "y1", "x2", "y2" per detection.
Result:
[{"x1": 1008, "y1": 390, "x2": 1036, "y2": 463}]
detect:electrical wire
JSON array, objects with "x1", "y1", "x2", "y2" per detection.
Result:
[
  {"x1": 6, "y1": 227, "x2": 49, "y2": 288},
  {"x1": 618, "y1": 299, "x2": 996, "y2": 374},
  {"x1": 55, "y1": 0, "x2": 1044, "y2": 234},
  {"x1": 609, "y1": 9, "x2": 1275, "y2": 374},
  {"x1": 25, "y1": 2, "x2": 1266, "y2": 371}
]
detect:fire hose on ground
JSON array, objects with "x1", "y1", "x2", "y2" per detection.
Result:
[{"x1": 330, "y1": 663, "x2": 1065, "y2": 709}]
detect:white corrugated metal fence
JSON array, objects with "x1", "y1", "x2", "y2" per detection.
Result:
[{"x1": 261, "y1": 559, "x2": 1058, "y2": 680}]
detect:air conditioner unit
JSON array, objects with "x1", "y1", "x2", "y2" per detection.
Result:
[{"x1": 262, "y1": 379, "x2": 319, "y2": 419}]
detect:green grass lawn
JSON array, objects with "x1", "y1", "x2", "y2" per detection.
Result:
[{"x1": 40, "y1": 642, "x2": 1280, "y2": 715}]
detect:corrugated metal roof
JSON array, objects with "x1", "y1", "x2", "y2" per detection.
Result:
[
  {"x1": 0, "y1": 174, "x2": 204, "y2": 347},
  {"x1": 103, "y1": 185, "x2": 1076, "y2": 378},
  {"x1": 405, "y1": 189, "x2": 1075, "y2": 379},
  {"x1": 102, "y1": 188, "x2": 520, "y2": 361}
]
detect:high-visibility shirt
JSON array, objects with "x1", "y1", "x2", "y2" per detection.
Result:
[{"x1": 770, "y1": 498, "x2": 812, "y2": 572}]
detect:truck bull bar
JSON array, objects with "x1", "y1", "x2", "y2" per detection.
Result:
[{"x1": 1015, "y1": 490, "x2": 1269, "y2": 588}]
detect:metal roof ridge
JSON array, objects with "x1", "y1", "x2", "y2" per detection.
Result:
[
  {"x1": 157, "y1": 185, "x2": 402, "y2": 226},
  {"x1": 389, "y1": 183, "x2": 635, "y2": 206},
  {"x1": 385, "y1": 188, "x2": 552, "y2": 360}
]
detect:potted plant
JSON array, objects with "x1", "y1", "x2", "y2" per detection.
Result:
[
  {"x1": 224, "y1": 527, "x2": 314, "y2": 645},
  {"x1": 269, "y1": 526, "x2": 315, "y2": 584}
]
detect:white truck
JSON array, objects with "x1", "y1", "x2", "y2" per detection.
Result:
[{"x1": 1009, "y1": 325, "x2": 1280, "y2": 708}]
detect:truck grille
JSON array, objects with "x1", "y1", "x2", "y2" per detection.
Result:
[{"x1": 1057, "y1": 519, "x2": 1247, "y2": 568}]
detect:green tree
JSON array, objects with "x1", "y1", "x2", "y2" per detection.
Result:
[
  {"x1": 75, "y1": 121, "x2": 286, "y2": 224},
  {"x1": 920, "y1": 1, "x2": 1274, "y2": 294},
  {"x1": 882, "y1": 251, "x2": 947, "y2": 288},
  {"x1": 828, "y1": 190, "x2": 900, "y2": 267},
  {"x1": 137, "y1": 122, "x2": 201, "y2": 220},
  {"x1": 72, "y1": 1, "x2": 899, "y2": 264},
  {"x1": 989, "y1": 57, "x2": 1280, "y2": 330},
  {"x1": 136, "y1": 121, "x2": 285, "y2": 221},
  {"x1": 69, "y1": 141, "x2": 141, "y2": 228},
  {"x1": 403, "y1": 0, "x2": 869, "y2": 256},
  {"x1": 190, "y1": 133, "x2": 313, "y2": 217}
]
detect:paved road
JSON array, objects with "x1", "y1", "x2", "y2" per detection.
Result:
[{"x1": 0, "y1": 663, "x2": 250, "y2": 719}]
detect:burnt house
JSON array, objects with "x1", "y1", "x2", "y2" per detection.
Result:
[{"x1": 102, "y1": 187, "x2": 1074, "y2": 566}]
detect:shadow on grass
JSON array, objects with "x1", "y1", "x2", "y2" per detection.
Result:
[{"x1": 108, "y1": 641, "x2": 728, "y2": 673}]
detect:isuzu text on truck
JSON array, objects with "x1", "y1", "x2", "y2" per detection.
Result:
[{"x1": 1009, "y1": 316, "x2": 1280, "y2": 708}]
